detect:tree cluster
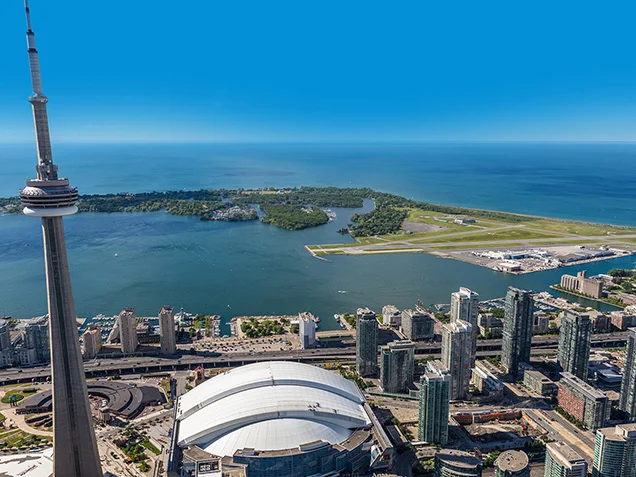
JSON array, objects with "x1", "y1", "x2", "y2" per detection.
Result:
[
  {"x1": 260, "y1": 205, "x2": 329, "y2": 230},
  {"x1": 240, "y1": 318, "x2": 285, "y2": 338}
]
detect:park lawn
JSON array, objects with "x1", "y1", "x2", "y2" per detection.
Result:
[
  {"x1": 429, "y1": 242, "x2": 526, "y2": 250},
  {"x1": 1, "y1": 390, "x2": 25, "y2": 404},
  {"x1": 528, "y1": 219, "x2": 636, "y2": 236},
  {"x1": 404, "y1": 209, "x2": 466, "y2": 228},
  {"x1": 607, "y1": 238, "x2": 636, "y2": 245},
  {"x1": 413, "y1": 228, "x2": 561, "y2": 244},
  {"x1": 143, "y1": 439, "x2": 161, "y2": 455},
  {"x1": 526, "y1": 239, "x2": 602, "y2": 246},
  {"x1": 0, "y1": 429, "x2": 50, "y2": 448}
]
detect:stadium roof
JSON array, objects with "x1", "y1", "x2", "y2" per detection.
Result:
[{"x1": 176, "y1": 361, "x2": 371, "y2": 456}]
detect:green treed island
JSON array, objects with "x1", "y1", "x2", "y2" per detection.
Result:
[{"x1": 3, "y1": 186, "x2": 636, "y2": 236}]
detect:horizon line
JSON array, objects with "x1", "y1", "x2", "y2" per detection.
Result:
[{"x1": 1, "y1": 139, "x2": 636, "y2": 146}]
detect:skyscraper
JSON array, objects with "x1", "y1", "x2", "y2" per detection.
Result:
[
  {"x1": 450, "y1": 287, "x2": 480, "y2": 329},
  {"x1": 356, "y1": 308, "x2": 378, "y2": 377},
  {"x1": 441, "y1": 320, "x2": 475, "y2": 401},
  {"x1": 379, "y1": 340, "x2": 414, "y2": 393},
  {"x1": 0, "y1": 320, "x2": 14, "y2": 368},
  {"x1": 501, "y1": 287, "x2": 534, "y2": 376},
  {"x1": 17, "y1": 2, "x2": 102, "y2": 475},
  {"x1": 159, "y1": 306, "x2": 177, "y2": 355},
  {"x1": 418, "y1": 364, "x2": 450, "y2": 445},
  {"x1": 620, "y1": 328, "x2": 636, "y2": 421},
  {"x1": 119, "y1": 307, "x2": 138, "y2": 354},
  {"x1": 545, "y1": 442, "x2": 588, "y2": 477},
  {"x1": 22, "y1": 316, "x2": 49, "y2": 363},
  {"x1": 558, "y1": 310, "x2": 591, "y2": 380},
  {"x1": 592, "y1": 423, "x2": 636, "y2": 477}
]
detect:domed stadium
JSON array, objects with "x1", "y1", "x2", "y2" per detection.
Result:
[{"x1": 169, "y1": 361, "x2": 393, "y2": 477}]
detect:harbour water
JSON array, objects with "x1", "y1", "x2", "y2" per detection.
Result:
[{"x1": 1, "y1": 142, "x2": 635, "y2": 329}]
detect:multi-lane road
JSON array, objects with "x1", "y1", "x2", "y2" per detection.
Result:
[{"x1": 0, "y1": 331, "x2": 627, "y2": 386}]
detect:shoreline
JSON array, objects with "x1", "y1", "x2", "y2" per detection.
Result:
[{"x1": 548, "y1": 285, "x2": 626, "y2": 309}]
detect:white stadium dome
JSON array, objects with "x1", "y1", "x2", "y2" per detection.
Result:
[{"x1": 175, "y1": 361, "x2": 371, "y2": 457}]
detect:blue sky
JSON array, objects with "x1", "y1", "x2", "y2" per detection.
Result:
[{"x1": 1, "y1": 0, "x2": 635, "y2": 142}]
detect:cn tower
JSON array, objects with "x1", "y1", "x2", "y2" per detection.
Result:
[{"x1": 19, "y1": 1, "x2": 102, "y2": 475}]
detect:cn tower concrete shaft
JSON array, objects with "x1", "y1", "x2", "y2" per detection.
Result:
[{"x1": 42, "y1": 217, "x2": 103, "y2": 476}]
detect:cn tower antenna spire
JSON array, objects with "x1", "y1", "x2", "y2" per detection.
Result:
[{"x1": 24, "y1": 0, "x2": 56, "y2": 180}]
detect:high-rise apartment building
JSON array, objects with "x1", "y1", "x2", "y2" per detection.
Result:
[
  {"x1": 0, "y1": 319, "x2": 11, "y2": 351},
  {"x1": 434, "y1": 449, "x2": 482, "y2": 477},
  {"x1": 558, "y1": 310, "x2": 591, "y2": 380},
  {"x1": 502, "y1": 287, "x2": 534, "y2": 376},
  {"x1": 418, "y1": 364, "x2": 450, "y2": 445},
  {"x1": 119, "y1": 307, "x2": 138, "y2": 354},
  {"x1": 22, "y1": 316, "x2": 50, "y2": 363},
  {"x1": 159, "y1": 306, "x2": 177, "y2": 355},
  {"x1": 356, "y1": 307, "x2": 378, "y2": 377},
  {"x1": 450, "y1": 287, "x2": 480, "y2": 329},
  {"x1": 558, "y1": 372, "x2": 610, "y2": 431},
  {"x1": 401, "y1": 309, "x2": 434, "y2": 341},
  {"x1": 441, "y1": 320, "x2": 475, "y2": 400},
  {"x1": 495, "y1": 450, "x2": 530, "y2": 477},
  {"x1": 620, "y1": 328, "x2": 636, "y2": 421},
  {"x1": 382, "y1": 305, "x2": 401, "y2": 326},
  {"x1": 0, "y1": 320, "x2": 12, "y2": 367},
  {"x1": 544, "y1": 442, "x2": 588, "y2": 477},
  {"x1": 592, "y1": 423, "x2": 636, "y2": 477},
  {"x1": 379, "y1": 340, "x2": 414, "y2": 393},
  {"x1": 82, "y1": 324, "x2": 102, "y2": 360}
]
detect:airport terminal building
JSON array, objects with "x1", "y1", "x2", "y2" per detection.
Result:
[{"x1": 168, "y1": 361, "x2": 393, "y2": 477}]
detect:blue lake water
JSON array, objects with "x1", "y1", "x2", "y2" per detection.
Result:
[{"x1": 1, "y1": 142, "x2": 635, "y2": 327}]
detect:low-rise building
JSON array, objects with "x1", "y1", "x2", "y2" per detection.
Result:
[
  {"x1": 471, "y1": 360, "x2": 504, "y2": 401},
  {"x1": 523, "y1": 370, "x2": 557, "y2": 396},
  {"x1": 557, "y1": 372, "x2": 610, "y2": 431},
  {"x1": 610, "y1": 307, "x2": 636, "y2": 330},
  {"x1": 298, "y1": 312, "x2": 316, "y2": 349},
  {"x1": 495, "y1": 450, "x2": 530, "y2": 477},
  {"x1": 434, "y1": 449, "x2": 482, "y2": 477},
  {"x1": 382, "y1": 305, "x2": 401, "y2": 327},
  {"x1": 478, "y1": 313, "x2": 503, "y2": 338},
  {"x1": 533, "y1": 312, "x2": 551, "y2": 334},
  {"x1": 401, "y1": 309, "x2": 434, "y2": 341}
]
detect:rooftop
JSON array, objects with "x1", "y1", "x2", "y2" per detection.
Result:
[
  {"x1": 496, "y1": 450, "x2": 529, "y2": 472},
  {"x1": 547, "y1": 442, "x2": 586, "y2": 468},
  {"x1": 435, "y1": 449, "x2": 481, "y2": 469},
  {"x1": 175, "y1": 361, "x2": 371, "y2": 457},
  {"x1": 598, "y1": 423, "x2": 636, "y2": 441}
]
